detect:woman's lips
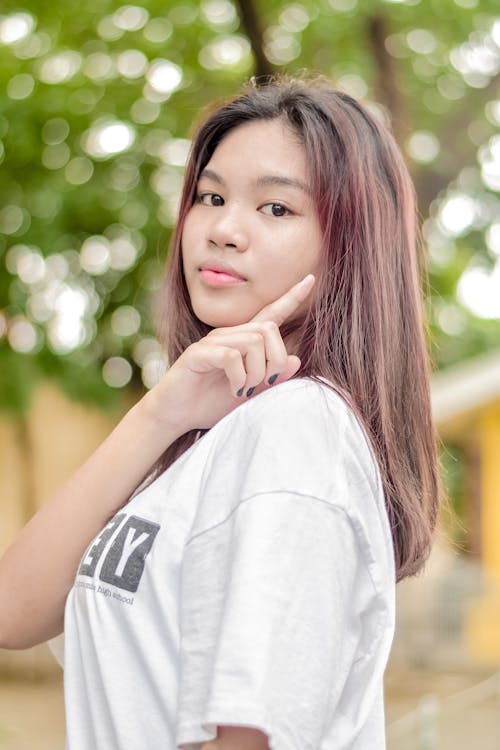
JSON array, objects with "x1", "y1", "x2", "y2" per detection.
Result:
[{"x1": 200, "y1": 269, "x2": 246, "y2": 287}]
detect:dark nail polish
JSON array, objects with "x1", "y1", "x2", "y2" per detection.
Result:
[
  {"x1": 236, "y1": 387, "x2": 244, "y2": 397},
  {"x1": 268, "y1": 373, "x2": 279, "y2": 385},
  {"x1": 246, "y1": 386, "x2": 255, "y2": 397}
]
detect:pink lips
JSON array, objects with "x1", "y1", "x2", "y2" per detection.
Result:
[{"x1": 200, "y1": 268, "x2": 246, "y2": 287}]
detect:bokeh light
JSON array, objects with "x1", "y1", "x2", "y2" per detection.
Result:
[
  {"x1": 438, "y1": 193, "x2": 478, "y2": 237},
  {"x1": 46, "y1": 284, "x2": 95, "y2": 353},
  {"x1": 478, "y1": 135, "x2": 500, "y2": 191},
  {"x1": 159, "y1": 138, "x2": 191, "y2": 167},
  {"x1": 263, "y1": 27, "x2": 301, "y2": 65},
  {"x1": 42, "y1": 118, "x2": 70, "y2": 145},
  {"x1": 327, "y1": 0, "x2": 357, "y2": 10},
  {"x1": 279, "y1": 5, "x2": 311, "y2": 33},
  {"x1": 457, "y1": 262, "x2": 500, "y2": 319},
  {"x1": 7, "y1": 73, "x2": 35, "y2": 100},
  {"x1": 65, "y1": 157, "x2": 94, "y2": 185},
  {"x1": 406, "y1": 29, "x2": 437, "y2": 55},
  {"x1": 200, "y1": 35, "x2": 252, "y2": 69},
  {"x1": 142, "y1": 18, "x2": 173, "y2": 44},
  {"x1": 0, "y1": 205, "x2": 30, "y2": 235},
  {"x1": 111, "y1": 306, "x2": 141, "y2": 337},
  {"x1": 80, "y1": 237, "x2": 111, "y2": 275},
  {"x1": 83, "y1": 52, "x2": 116, "y2": 81},
  {"x1": 406, "y1": 131, "x2": 440, "y2": 163},
  {"x1": 145, "y1": 59, "x2": 182, "y2": 97},
  {"x1": 102, "y1": 356, "x2": 133, "y2": 387},
  {"x1": 117, "y1": 49, "x2": 148, "y2": 79},
  {"x1": 0, "y1": 12, "x2": 36, "y2": 44},
  {"x1": 485, "y1": 223, "x2": 500, "y2": 256},
  {"x1": 8, "y1": 317, "x2": 40, "y2": 353},
  {"x1": 37, "y1": 51, "x2": 82, "y2": 84},
  {"x1": 201, "y1": 0, "x2": 237, "y2": 27},
  {"x1": 82, "y1": 121, "x2": 136, "y2": 159}
]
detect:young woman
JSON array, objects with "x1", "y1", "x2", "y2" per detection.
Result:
[{"x1": 0, "y1": 77, "x2": 440, "y2": 749}]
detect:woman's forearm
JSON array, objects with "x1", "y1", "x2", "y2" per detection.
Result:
[
  {"x1": 0, "y1": 277, "x2": 314, "y2": 651},
  {"x1": 0, "y1": 397, "x2": 180, "y2": 650}
]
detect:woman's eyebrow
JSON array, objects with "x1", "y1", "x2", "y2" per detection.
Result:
[
  {"x1": 199, "y1": 168, "x2": 311, "y2": 195},
  {"x1": 199, "y1": 168, "x2": 224, "y2": 185},
  {"x1": 255, "y1": 174, "x2": 311, "y2": 194}
]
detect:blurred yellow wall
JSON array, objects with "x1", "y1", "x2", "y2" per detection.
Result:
[
  {"x1": 463, "y1": 405, "x2": 500, "y2": 663},
  {"x1": 432, "y1": 348, "x2": 500, "y2": 665},
  {"x1": 0, "y1": 381, "x2": 134, "y2": 677}
]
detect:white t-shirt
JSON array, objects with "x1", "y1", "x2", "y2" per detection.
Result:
[{"x1": 56, "y1": 376, "x2": 396, "y2": 750}]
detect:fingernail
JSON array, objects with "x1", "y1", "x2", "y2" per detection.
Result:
[
  {"x1": 236, "y1": 387, "x2": 244, "y2": 397},
  {"x1": 246, "y1": 386, "x2": 255, "y2": 397},
  {"x1": 268, "y1": 373, "x2": 279, "y2": 385}
]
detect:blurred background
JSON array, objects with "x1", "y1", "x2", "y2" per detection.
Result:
[{"x1": 1, "y1": 0, "x2": 500, "y2": 747}]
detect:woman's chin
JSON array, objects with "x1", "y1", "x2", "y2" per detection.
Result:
[
  {"x1": 193, "y1": 303, "x2": 260, "y2": 329},
  {"x1": 197, "y1": 313, "x2": 252, "y2": 328}
]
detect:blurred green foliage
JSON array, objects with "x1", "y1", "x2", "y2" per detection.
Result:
[{"x1": 0, "y1": 0, "x2": 499, "y2": 414}]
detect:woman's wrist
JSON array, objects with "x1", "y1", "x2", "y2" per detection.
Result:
[{"x1": 128, "y1": 392, "x2": 185, "y2": 453}]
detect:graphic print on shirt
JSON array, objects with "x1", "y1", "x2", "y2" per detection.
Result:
[{"x1": 78, "y1": 513, "x2": 160, "y2": 594}]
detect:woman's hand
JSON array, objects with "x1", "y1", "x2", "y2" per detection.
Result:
[
  {"x1": 0, "y1": 272, "x2": 319, "y2": 648},
  {"x1": 142, "y1": 274, "x2": 316, "y2": 436}
]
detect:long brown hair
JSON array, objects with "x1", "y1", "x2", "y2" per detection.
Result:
[{"x1": 152, "y1": 76, "x2": 441, "y2": 582}]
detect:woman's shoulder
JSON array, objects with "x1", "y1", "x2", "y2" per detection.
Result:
[
  {"x1": 216, "y1": 376, "x2": 371, "y2": 465},
  {"x1": 208, "y1": 376, "x2": 381, "y2": 500},
  {"x1": 196, "y1": 376, "x2": 395, "y2": 589},
  {"x1": 223, "y1": 375, "x2": 354, "y2": 431}
]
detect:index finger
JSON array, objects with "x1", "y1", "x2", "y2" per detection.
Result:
[{"x1": 250, "y1": 274, "x2": 316, "y2": 326}]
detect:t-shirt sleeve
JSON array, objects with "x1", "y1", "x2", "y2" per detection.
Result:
[
  {"x1": 47, "y1": 633, "x2": 64, "y2": 667},
  {"x1": 176, "y1": 492, "x2": 368, "y2": 750}
]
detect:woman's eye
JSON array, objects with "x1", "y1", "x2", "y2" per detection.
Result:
[
  {"x1": 199, "y1": 193, "x2": 224, "y2": 206},
  {"x1": 261, "y1": 203, "x2": 290, "y2": 217}
]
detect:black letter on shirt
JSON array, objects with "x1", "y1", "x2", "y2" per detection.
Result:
[
  {"x1": 99, "y1": 516, "x2": 160, "y2": 592},
  {"x1": 78, "y1": 514, "x2": 126, "y2": 578}
]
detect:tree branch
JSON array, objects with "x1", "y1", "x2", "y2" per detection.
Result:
[
  {"x1": 234, "y1": 0, "x2": 275, "y2": 80},
  {"x1": 367, "y1": 13, "x2": 411, "y2": 147}
]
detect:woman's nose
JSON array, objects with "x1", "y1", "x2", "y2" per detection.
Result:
[{"x1": 208, "y1": 207, "x2": 249, "y2": 251}]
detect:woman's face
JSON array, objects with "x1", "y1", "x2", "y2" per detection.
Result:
[{"x1": 181, "y1": 118, "x2": 323, "y2": 328}]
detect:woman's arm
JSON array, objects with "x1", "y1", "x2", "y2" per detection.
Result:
[
  {"x1": 202, "y1": 726, "x2": 270, "y2": 750},
  {"x1": 0, "y1": 274, "x2": 315, "y2": 651},
  {"x1": 0, "y1": 399, "x2": 181, "y2": 649}
]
